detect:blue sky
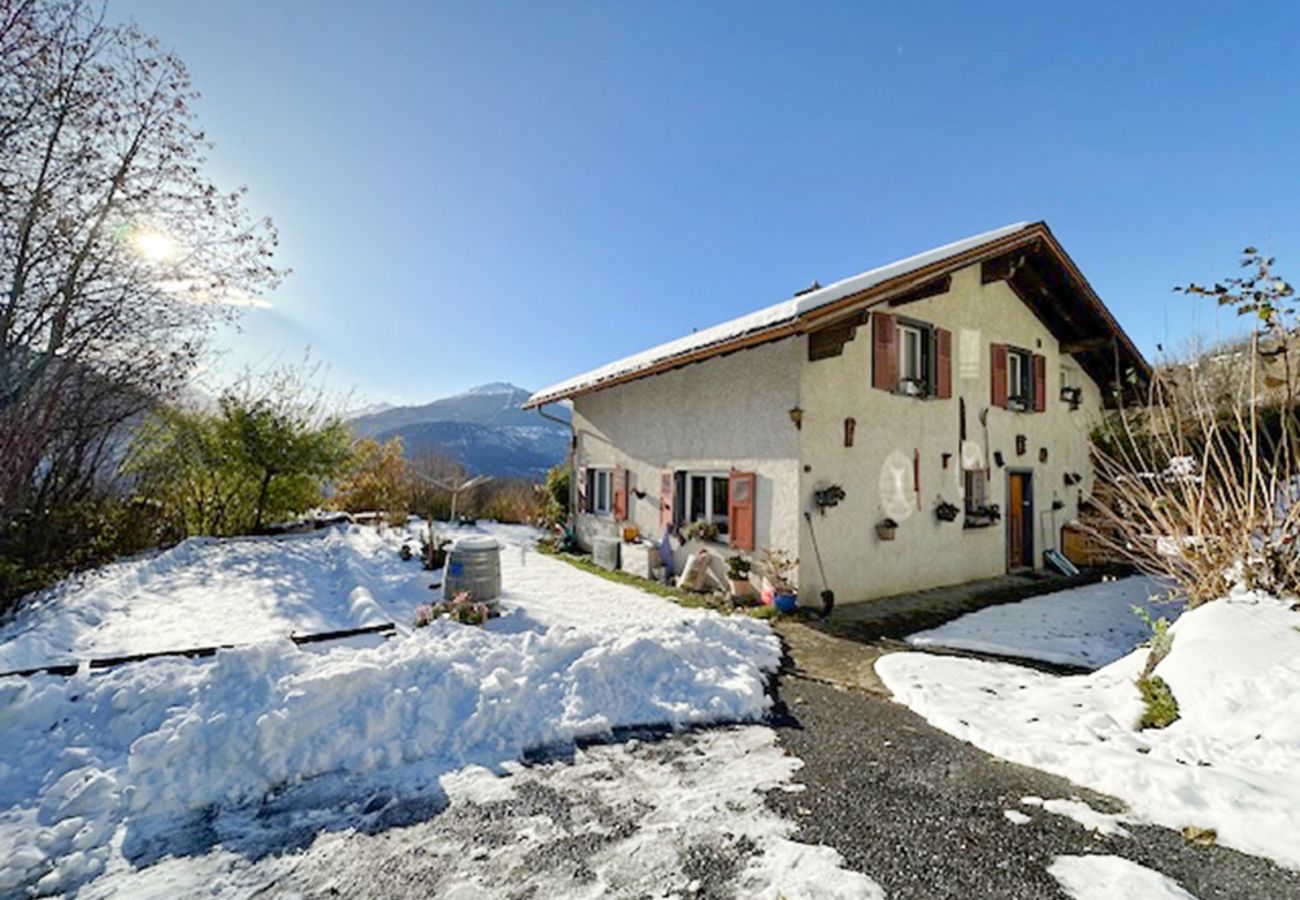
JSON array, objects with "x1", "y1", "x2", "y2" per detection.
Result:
[{"x1": 113, "y1": 1, "x2": 1300, "y2": 405}]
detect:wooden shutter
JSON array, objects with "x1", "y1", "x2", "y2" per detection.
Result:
[
  {"x1": 871, "y1": 312, "x2": 897, "y2": 391},
  {"x1": 576, "y1": 466, "x2": 589, "y2": 513},
  {"x1": 728, "y1": 470, "x2": 756, "y2": 551},
  {"x1": 1032, "y1": 354, "x2": 1047, "y2": 412},
  {"x1": 659, "y1": 469, "x2": 674, "y2": 533},
  {"x1": 934, "y1": 328, "x2": 952, "y2": 399},
  {"x1": 990, "y1": 344, "x2": 1009, "y2": 409},
  {"x1": 613, "y1": 465, "x2": 627, "y2": 521}
]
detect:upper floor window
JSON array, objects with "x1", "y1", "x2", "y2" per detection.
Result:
[
  {"x1": 1007, "y1": 347, "x2": 1034, "y2": 410},
  {"x1": 898, "y1": 322, "x2": 933, "y2": 396}
]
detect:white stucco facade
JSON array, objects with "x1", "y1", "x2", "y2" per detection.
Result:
[
  {"x1": 571, "y1": 337, "x2": 803, "y2": 570},
  {"x1": 566, "y1": 261, "x2": 1109, "y2": 605},
  {"x1": 795, "y1": 263, "x2": 1103, "y2": 601}
]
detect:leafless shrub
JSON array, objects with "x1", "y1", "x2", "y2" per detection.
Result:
[{"x1": 1088, "y1": 250, "x2": 1299, "y2": 605}]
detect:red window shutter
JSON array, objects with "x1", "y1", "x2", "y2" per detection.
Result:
[
  {"x1": 935, "y1": 328, "x2": 952, "y2": 399},
  {"x1": 613, "y1": 465, "x2": 628, "y2": 521},
  {"x1": 1033, "y1": 354, "x2": 1047, "y2": 412},
  {"x1": 659, "y1": 469, "x2": 674, "y2": 533},
  {"x1": 576, "y1": 466, "x2": 588, "y2": 513},
  {"x1": 990, "y1": 344, "x2": 1009, "y2": 409},
  {"x1": 871, "y1": 312, "x2": 897, "y2": 391},
  {"x1": 728, "y1": 470, "x2": 756, "y2": 551}
]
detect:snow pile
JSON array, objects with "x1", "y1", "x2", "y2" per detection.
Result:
[
  {"x1": 906, "y1": 576, "x2": 1178, "y2": 669},
  {"x1": 878, "y1": 585, "x2": 1300, "y2": 868},
  {"x1": 1048, "y1": 855, "x2": 1198, "y2": 900},
  {"x1": 527, "y1": 223, "x2": 1031, "y2": 406},
  {"x1": 0, "y1": 616, "x2": 779, "y2": 895},
  {"x1": 0, "y1": 527, "x2": 430, "y2": 673}
]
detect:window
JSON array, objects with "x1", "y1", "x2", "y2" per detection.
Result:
[
  {"x1": 1007, "y1": 348, "x2": 1033, "y2": 409},
  {"x1": 898, "y1": 321, "x2": 933, "y2": 396},
  {"x1": 684, "y1": 471, "x2": 729, "y2": 535},
  {"x1": 587, "y1": 468, "x2": 612, "y2": 516}
]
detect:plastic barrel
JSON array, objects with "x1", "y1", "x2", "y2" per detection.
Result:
[{"x1": 442, "y1": 535, "x2": 502, "y2": 604}]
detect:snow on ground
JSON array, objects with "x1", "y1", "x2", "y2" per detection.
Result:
[
  {"x1": 1019, "y1": 796, "x2": 1130, "y2": 838},
  {"x1": 0, "y1": 522, "x2": 796, "y2": 896},
  {"x1": 0, "y1": 520, "x2": 699, "y2": 674},
  {"x1": 78, "y1": 726, "x2": 883, "y2": 900},
  {"x1": 0, "y1": 527, "x2": 431, "y2": 672},
  {"x1": 877, "y1": 584, "x2": 1300, "y2": 869},
  {"x1": 905, "y1": 575, "x2": 1180, "y2": 669},
  {"x1": 1048, "y1": 855, "x2": 1199, "y2": 900}
]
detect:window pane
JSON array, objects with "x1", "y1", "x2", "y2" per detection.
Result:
[
  {"x1": 689, "y1": 475, "x2": 707, "y2": 522},
  {"x1": 712, "y1": 476, "x2": 729, "y2": 532}
]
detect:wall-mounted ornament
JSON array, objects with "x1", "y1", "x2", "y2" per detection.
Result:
[
  {"x1": 994, "y1": 451, "x2": 1005, "y2": 468},
  {"x1": 1039, "y1": 447, "x2": 1049, "y2": 463},
  {"x1": 942, "y1": 452, "x2": 952, "y2": 469},
  {"x1": 876, "y1": 518, "x2": 899, "y2": 541},
  {"x1": 1015, "y1": 435, "x2": 1027, "y2": 456},
  {"x1": 813, "y1": 483, "x2": 846, "y2": 515},
  {"x1": 788, "y1": 406, "x2": 804, "y2": 430},
  {"x1": 935, "y1": 499, "x2": 960, "y2": 522},
  {"x1": 844, "y1": 417, "x2": 856, "y2": 447}
]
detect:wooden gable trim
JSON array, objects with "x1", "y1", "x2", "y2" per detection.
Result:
[
  {"x1": 887, "y1": 273, "x2": 952, "y2": 308},
  {"x1": 807, "y1": 309, "x2": 868, "y2": 361}
]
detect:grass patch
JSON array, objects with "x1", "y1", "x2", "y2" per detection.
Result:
[
  {"x1": 535, "y1": 542, "x2": 811, "y2": 621},
  {"x1": 1137, "y1": 675, "x2": 1180, "y2": 729}
]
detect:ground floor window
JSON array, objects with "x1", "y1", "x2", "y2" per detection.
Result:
[
  {"x1": 587, "y1": 468, "x2": 612, "y2": 516},
  {"x1": 685, "y1": 472, "x2": 729, "y2": 535}
]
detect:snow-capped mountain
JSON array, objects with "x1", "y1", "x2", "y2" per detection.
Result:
[{"x1": 348, "y1": 383, "x2": 569, "y2": 480}]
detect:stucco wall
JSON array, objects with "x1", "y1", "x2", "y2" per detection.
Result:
[
  {"x1": 796, "y1": 263, "x2": 1104, "y2": 602},
  {"x1": 571, "y1": 337, "x2": 803, "y2": 569}
]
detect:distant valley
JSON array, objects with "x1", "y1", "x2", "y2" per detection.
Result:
[{"x1": 348, "y1": 383, "x2": 569, "y2": 481}]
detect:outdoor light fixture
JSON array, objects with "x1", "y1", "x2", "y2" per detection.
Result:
[{"x1": 789, "y1": 406, "x2": 803, "y2": 429}]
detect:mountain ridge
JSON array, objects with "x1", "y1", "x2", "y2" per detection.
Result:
[{"x1": 348, "y1": 383, "x2": 569, "y2": 480}]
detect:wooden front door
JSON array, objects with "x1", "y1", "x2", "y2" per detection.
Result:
[{"x1": 1007, "y1": 471, "x2": 1034, "y2": 570}]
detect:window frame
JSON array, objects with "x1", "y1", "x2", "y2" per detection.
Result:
[
  {"x1": 1007, "y1": 347, "x2": 1034, "y2": 410},
  {"x1": 588, "y1": 467, "x2": 613, "y2": 516},
  {"x1": 896, "y1": 318, "x2": 935, "y2": 397},
  {"x1": 683, "y1": 470, "x2": 730, "y2": 535}
]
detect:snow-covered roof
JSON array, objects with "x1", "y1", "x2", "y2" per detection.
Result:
[{"x1": 526, "y1": 222, "x2": 1035, "y2": 407}]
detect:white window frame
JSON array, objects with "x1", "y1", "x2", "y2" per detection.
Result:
[
  {"x1": 588, "y1": 467, "x2": 613, "y2": 516},
  {"x1": 1007, "y1": 348, "x2": 1033, "y2": 409},
  {"x1": 684, "y1": 471, "x2": 730, "y2": 534},
  {"x1": 897, "y1": 320, "x2": 933, "y2": 396}
]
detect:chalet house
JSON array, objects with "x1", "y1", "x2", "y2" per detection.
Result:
[{"x1": 525, "y1": 222, "x2": 1150, "y2": 604}]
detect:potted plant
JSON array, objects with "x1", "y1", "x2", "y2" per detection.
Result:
[
  {"x1": 935, "y1": 500, "x2": 960, "y2": 523},
  {"x1": 726, "y1": 555, "x2": 753, "y2": 599},
  {"x1": 681, "y1": 520, "x2": 719, "y2": 543},
  {"x1": 761, "y1": 547, "x2": 798, "y2": 613},
  {"x1": 875, "y1": 518, "x2": 899, "y2": 541}
]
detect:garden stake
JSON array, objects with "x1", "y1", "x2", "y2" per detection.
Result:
[{"x1": 803, "y1": 511, "x2": 835, "y2": 617}]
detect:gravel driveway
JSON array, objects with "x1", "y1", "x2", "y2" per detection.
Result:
[{"x1": 766, "y1": 674, "x2": 1300, "y2": 899}]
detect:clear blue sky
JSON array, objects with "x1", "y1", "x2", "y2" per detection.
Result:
[{"x1": 113, "y1": 1, "x2": 1300, "y2": 405}]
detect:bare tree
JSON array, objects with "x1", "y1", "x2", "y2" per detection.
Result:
[{"x1": 0, "y1": 0, "x2": 282, "y2": 515}]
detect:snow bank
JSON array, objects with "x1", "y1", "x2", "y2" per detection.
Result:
[
  {"x1": 878, "y1": 586, "x2": 1300, "y2": 869},
  {"x1": 906, "y1": 576, "x2": 1178, "y2": 669},
  {"x1": 0, "y1": 616, "x2": 779, "y2": 895},
  {"x1": 1048, "y1": 855, "x2": 1198, "y2": 900}
]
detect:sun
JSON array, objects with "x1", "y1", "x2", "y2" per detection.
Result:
[{"x1": 132, "y1": 229, "x2": 177, "y2": 262}]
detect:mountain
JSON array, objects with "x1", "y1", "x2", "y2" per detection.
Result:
[{"x1": 348, "y1": 383, "x2": 569, "y2": 481}]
